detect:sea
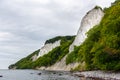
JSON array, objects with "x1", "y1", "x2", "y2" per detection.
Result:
[{"x1": 0, "y1": 70, "x2": 80, "y2": 80}]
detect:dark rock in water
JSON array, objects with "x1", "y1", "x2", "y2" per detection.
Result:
[
  {"x1": 38, "y1": 73, "x2": 41, "y2": 75},
  {"x1": 53, "y1": 72, "x2": 56, "y2": 74},
  {"x1": 74, "y1": 74, "x2": 84, "y2": 77},
  {"x1": 59, "y1": 73, "x2": 62, "y2": 76},
  {"x1": 86, "y1": 77, "x2": 105, "y2": 80},
  {"x1": 30, "y1": 73, "x2": 33, "y2": 74},
  {"x1": 0, "y1": 75, "x2": 3, "y2": 77}
]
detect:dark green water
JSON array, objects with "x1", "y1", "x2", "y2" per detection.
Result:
[{"x1": 0, "y1": 70, "x2": 80, "y2": 80}]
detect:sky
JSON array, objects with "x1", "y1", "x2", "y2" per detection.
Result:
[{"x1": 0, "y1": 0, "x2": 115, "y2": 69}]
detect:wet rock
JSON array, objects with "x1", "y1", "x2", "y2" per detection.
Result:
[
  {"x1": 38, "y1": 73, "x2": 41, "y2": 75},
  {"x1": 75, "y1": 74, "x2": 84, "y2": 77},
  {"x1": 30, "y1": 73, "x2": 33, "y2": 74},
  {"x1": 53, "y1": 72, "x2": 56, "y2": 74},
  {"x1": 59, "y1": 73, "x2": 62, "y2": 76},
  {"x1": 86, "y1": 77, "x2": 105, "y2": 80}
]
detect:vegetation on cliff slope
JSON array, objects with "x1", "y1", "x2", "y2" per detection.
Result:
[
  {"x1": 9, "y1": 36, "x2": 75, "y2": 69},
  {"x1": 9, "y1": 49, "x2": 40, "y2": 69},
  {"x1": 66, "y1": 0, "x2": 120, "y2": 71}
]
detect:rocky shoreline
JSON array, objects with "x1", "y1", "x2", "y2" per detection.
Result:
[{"x1": 73, "y1": 71, "x2": 120, "y2": 80}]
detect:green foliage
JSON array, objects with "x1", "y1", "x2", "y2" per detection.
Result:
[
  {"x1": 66, "y1": 25, "x2": 101, "y2": 70},
  {"x1": 8, "y1": 64, "x2": 15, "y2": 69},
  {"x1": 84, "y1": 2, "x2": 120, "y2": 71},
  {"x1": 32, "y1": 36, "x2": 74, "y2": 68},
  {"x1": 112, "y1": 0, "x2": 120, "y2": 5},
  {"x1": 45, "y1": 36, "x2": 75, "y2": 44},
  {"x1": 10, "y1": 36, "x2": 75, "y2": 69},
  {"x1": 66, "y1": 1, "x2": 120, "y2": 71},
  {"x1": 45, "y1": 36, "x2": 61, "y2": 44},
  {"x1": 93, "y1": 48, "x2": 120, "y2": 70},
  {"x1": 9, "y1": 49, "x2": 40, "y2": 69},
  {"x1": 88, "y1": 1, "x2": 120, "y2": 70},
  {"x1": 66, "y1": 46, "x2": 81, "y2": 65},
  {"x1": 94, "y1": 6, "x2": 102, "y2": 10}
]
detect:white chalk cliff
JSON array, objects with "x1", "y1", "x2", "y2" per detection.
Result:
[
  {"x1": 37, "y1": 55, "x2": 80, "y2": 71},
  {"x1": 37, "y1": 40, "x2": 61, "y2": 58},
  {"x1": 31, "y1": 54, "x2": 38, "y2": 61},
  {"x1": 9, "y1": 7, "x2": 105, "y2": 70},
  {"x1": 69, "y1": 7, "x2": 104, "y2": 52},
  {"x1": 38, "y1": 7, "x2": 104, "y2": 71}
]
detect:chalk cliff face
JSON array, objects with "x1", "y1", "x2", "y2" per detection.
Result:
[
  {"x1": 37, "y1": 55, "x2": 80, "y2": 71},
  {"x1": 9, "y1": 7, "x2": 104, "y2": 71},
  {"x1": 69, "y1": 7, "x2": 104, "y2": 52},
  {"x1": 37, "y1": 7, "x2": 104, "y2": 71},
  {"x1": 37, "y1": 40, "x2": 61, "y2": 58},
  {"x1": 30, "y1": 40, "x2": 61, "y2": 61},
  {"x1": 31, "y1": 54, "x2": 38, "y2": 61}
]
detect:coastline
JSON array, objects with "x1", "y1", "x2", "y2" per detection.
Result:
[
  {"x1": 5, "y1": 69, "x2": 120, "y2": 79},
  {"x1": 73, "y1": 70, "x2": 120, "y2": 80}
]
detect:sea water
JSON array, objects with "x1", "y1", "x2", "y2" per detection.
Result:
[{"x1": 0, "y1": 70, "x2": 80, "y2": 80}]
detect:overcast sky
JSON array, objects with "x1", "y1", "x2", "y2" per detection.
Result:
[{"x1": 0, "y1": 0, "x2": 115, "y2": 69}]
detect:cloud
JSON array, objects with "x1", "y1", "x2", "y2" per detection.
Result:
[
  {"x1": 0, "y1": 32, "x2": 14, "y2": 41},
  {"x1": 94, "y1": 0, "x2": 115, "y2": 7}
]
